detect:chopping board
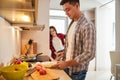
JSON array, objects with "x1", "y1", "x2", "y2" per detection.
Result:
[{"x1": 31, "y1": 68, "x2": 59, "y2": 80}]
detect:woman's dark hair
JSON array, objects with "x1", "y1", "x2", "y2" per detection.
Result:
[
  {"x1": 60, "y1": 0, "x2": 79, "y2": 5},
  {"x1": 50, "y1": 26, "x2": 57, "y2": 36},
  {"x1": 28, "y1": 39, "x2": 33, "y2": 45}
]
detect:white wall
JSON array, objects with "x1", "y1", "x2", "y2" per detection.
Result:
[
  {"x1": 0, "y1": 17, "x2": 21, "y2": 66},
  {"x1": 96, "y1": 5, "x2": 114, "y2": 71},
  {"x1": 115, "y1": 0, "x2": 120, "y2": 51}
]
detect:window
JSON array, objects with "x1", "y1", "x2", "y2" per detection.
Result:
[
  {"x1": 50, "y1": 16, "x2": 68, "y2": 34},
  {"x1": 49, "y1": 10, "x2": 68, "y2": 34}
]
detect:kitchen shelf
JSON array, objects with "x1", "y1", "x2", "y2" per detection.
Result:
[
  {"x1": 0, "y1": 8, "x2": 36, "y2": 12},
  {"x1": 0, "y1": 0, "x2": 38, "y2": 25}
]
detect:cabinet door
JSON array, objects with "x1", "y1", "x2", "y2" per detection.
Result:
[
  {"x1": 0, "y1": 0, "x2": 38, "y2": 24},
  {"x1": 83, "y1": 8, "x2": 95, "y2": 24}
]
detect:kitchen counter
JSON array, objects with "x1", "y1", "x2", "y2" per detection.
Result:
[
  {"x1": 0, "y1": 61, "x2": 72, "y2": 80},
  {"x1": 23, "y1": 68, "x2": 72, "y2": 80},
  {"x1": 0, "y1": 68, "x2": 71, "y2": 80}
]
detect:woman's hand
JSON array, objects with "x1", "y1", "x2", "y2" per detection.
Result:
[{"x1": 55, "y1": 52, "x2": 64, "y2": 61}]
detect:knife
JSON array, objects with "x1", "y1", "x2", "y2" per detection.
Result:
[{"x1": 25, "y1": 67, "x2": 36, "y2": 77}]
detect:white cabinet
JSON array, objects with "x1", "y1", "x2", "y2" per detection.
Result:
[
  {"x1": 0, "y1": 0, "x2": 38, "y2": 25},
  {"x1": 83, "y1": 8, "x2": 95, "y2": 25},
  {"x1": 82, "y1": 8, "x2": 96, "y2": 71}
]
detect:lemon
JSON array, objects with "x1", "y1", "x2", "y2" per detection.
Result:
[{"x1": 21, "y1": 62, "x2": 28, "y2": 68}]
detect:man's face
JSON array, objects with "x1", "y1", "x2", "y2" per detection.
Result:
[{"x1": 62, "y1": 2, "x2": 78, "y2": 20}]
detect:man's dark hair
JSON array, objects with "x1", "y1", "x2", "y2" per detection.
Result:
[{"x1": 60, "y1": 0, "x2": 79, "y2": 5}]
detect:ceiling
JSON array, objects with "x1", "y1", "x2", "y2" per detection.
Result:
[{"x1": 50, "y1": 0, "x2": 113, "y2": 11}]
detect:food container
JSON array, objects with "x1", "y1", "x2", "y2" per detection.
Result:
[{"x1": 0, "y1": 64, "x2": 27, "y2": 80}]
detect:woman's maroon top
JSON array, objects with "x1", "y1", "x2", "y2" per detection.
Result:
[{"x1": 50, "y1": 33, "x2": 65, "y2": 59}]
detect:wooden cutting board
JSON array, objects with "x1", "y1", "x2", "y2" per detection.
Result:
[{"x1": 31, "y1": 68, "x2": 59, "y2": 80}]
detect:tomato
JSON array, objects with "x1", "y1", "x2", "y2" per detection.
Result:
[
  {"x1": 14, "y1": 59, "x2": 22, "y2": 64},
  {"x1": 35, "y1": 64, "x2": 43, "y2": 71},
  {"x1": 36, "y1": 65, "x2": 42, "y2": 71},
  {"x1": 39, "y1": 69, "x2": 47, "y2": 75},
  {"x1": 35, "y1": 63, "x2": 47, "y2": 75},
  {"x1": 15, "y1": 68, "x2": 19, "y2": 71},
  {"x1": 36, "y1": 64, "x2": 43, "y2": 67}
]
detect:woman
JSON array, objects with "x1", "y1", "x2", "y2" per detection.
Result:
[
  {"x1": 50, "y1": 26, "x2": 65, "y2": 60},
  {"x1": 22, "y1": 39, "x2": 33, "y2": 56}
]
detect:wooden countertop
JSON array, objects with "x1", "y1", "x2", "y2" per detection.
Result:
[
  {"x1": 23, "y1": 68, "x2": 72, "y2": 80},
  {"x1": 0, "y1": 60, "x2": 72, "y2": 80},
  {"x1": 0, "y1": 68, "x2": 71, "y2": 80},
  {"x1": 0, "y1": 62, "x2": 72, "y2": 80}
]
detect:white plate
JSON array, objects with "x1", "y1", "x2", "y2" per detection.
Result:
[{"x1": 41, "y1": 61, "x2": 57, "y2": 68}]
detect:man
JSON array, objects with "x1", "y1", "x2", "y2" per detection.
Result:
[{"x1": 52, "y1": 0, "x2": 96, "y2": 80}]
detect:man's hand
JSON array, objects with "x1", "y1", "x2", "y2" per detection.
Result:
[
  {"x1": 51, "y1": 61, "x2": 68, "y2": 69},
  {"x1": 51, "y1": 60, "x2": 79, "y2": 69}
]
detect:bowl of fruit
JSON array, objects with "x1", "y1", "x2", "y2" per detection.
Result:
[{"x1": 0, "y1": 64, "x2": 27, "y2": 80}]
